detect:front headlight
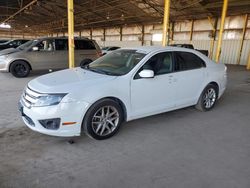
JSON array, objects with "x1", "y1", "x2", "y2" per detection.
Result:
[{"x1": 33, "y1": 94, "x2": 67, "y2": 107}]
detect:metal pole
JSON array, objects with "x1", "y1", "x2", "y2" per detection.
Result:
[
  {"x1": 247, "y1": 52, "x2": 250, "y2": 70},
  {"x1": 189, "y1": 20, "x2": 194, "y2": 42},
  {"x1": 67, "y1": 0, "x2": 75, "y2": 68},
  {"x1": 208, "y1": 17, "x2": 218, "y2": 59},
  {"x1": 162, "y1": 0, "x2": 170, "y2": 46},
  {"x1": 141, "y1": 25, "x2": 145, "y2": 46},
  {"x1": 215, "y1": 0, "x2": 228, "y2": 63},
  {"x1": 237, "y1": 14, "x2": 248, "y2": 65},
  {"x1": 170, "y1": 22, "x2": 174, "y2": 44},
  {"x1": 120, "y1": 27, "x2": 123, "y2": 41},
  {"x1": 90, "y1": 28, "x2": 93, "y2": 39}
]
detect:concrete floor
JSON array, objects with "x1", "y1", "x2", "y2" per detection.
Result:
[{"x1": 0, "y1": 66, "x2": 250, "y2": 188}]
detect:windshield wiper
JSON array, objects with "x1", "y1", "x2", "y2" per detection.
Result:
[{"x1": 83, "y1": 66, "x2": 119, "y2": 76}]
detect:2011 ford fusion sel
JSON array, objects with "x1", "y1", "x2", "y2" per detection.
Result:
[{"x1": 19, "y1": 46, "x2": 227, "y2": 140}]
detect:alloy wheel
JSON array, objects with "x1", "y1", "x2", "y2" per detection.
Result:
[
  {"x1": 203, "y1": 88, "x2": 216, "y2": 109},
  {"x1": 91, "y1": 106, "x2": 119, "y2": 136}
]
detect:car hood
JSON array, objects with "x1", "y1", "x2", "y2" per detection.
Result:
[
  {"x1": 0, "y1": 48, "x2": 18, "y2": 55},
  {"x1": 28, "y1": 67, "x2": 117, "y2": 93}
]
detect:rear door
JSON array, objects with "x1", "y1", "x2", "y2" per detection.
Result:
[
  {"x1": 172, "y1": 51, "x2": 206, "y2": 107},
  {"x1": 53, "y1": 39, "x2": 68, "y2": 69},
  {"x1": 75, "y1": 40, "x2": 99, "y2": 66}
]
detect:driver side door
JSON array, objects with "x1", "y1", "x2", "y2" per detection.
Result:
[{"x1": 130, "y1": 52, "x2": 177, "y2": 118}]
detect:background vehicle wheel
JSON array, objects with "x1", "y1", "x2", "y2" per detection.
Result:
[
  {"x1": 10, "y1": 61, "x2": 30, "y2": 78},
  {"x1": 195, "y1": 84, "x2": 218, "y2": 111},
  {"x1": 83, "y1": 99, "x2": 123, "y2": 140}
]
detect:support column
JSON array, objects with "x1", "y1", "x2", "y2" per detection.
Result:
[
  {"x1": 103, "y1": 28, "x2": 106, "y2": 41},
  {"x1": 189, "y1": 20, "x2": 194, "y2": 42},
  {"x1": 170, "y1": 22, "x2": 174, "y2": 44},
  {"x1": 162, "y1": 0, "x2": 170, "y2": 46},
  {"x1": 120, "y1": 27, "x2": 123, "y2": 41},
  {"x1": 237, "y1": 14, "x2": 248, "y2": 65},
  {"x1": 141, "y1": 25, "x2": 145, "y2": 46},
  {"x1": 208, "y1": 17, "x2": 218, "y2": 59},
  {"x1": 90, "y1": 28, "x2": 93, "y2": 39},
  {"x1": 247, "y1": 52, "x2": 250, "y2": 70},
  {"x1": 215, "y1": 0, "x2": 228, "y2": 63},
  {"x1": 103, "y1": 28, "x2": 106, "y2": 46},
  {"x1": 67, "y1": 0, "x2": 75, "y2": 68}
]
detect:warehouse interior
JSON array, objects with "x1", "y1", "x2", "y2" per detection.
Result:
[{"x1": 0, "y1": 0, "x2": 250, "y2": 188}]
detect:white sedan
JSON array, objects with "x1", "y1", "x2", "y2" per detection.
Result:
[{"x1": 19, "y1": 46, "x2": 227, "y2": 140}]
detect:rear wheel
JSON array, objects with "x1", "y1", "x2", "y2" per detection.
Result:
[
  {"x1": 195, "y1": 84, "x2": 218, "y2": 111},
  {"x1": 83, "y1": 99, "x2": 123, "y2": 140},
  {"x1": 10, "y1": 61, "x2": 30, "y2": 78}
]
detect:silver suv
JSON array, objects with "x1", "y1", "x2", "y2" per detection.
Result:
[{"x1": 0, "y1": 37, "x2": 101, "y2": 77}]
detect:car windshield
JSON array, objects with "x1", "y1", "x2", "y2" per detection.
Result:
[
  {"x1": 0, "y1": 40, "x2": 13, "y2": 45},
  {"x1": 86, "y1": 49, "x2": 146, "y2": 76},
  {"x1": 17, "y1": 40, "x2": 37, "y2": 50}
]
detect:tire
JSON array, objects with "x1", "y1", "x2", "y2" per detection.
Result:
[
  {"x1": 83, "y1": 99, "x2": 123, "y2": 140},
  {"x1": 195, "y1": 84, "x2": 218, "y2": 111},
  {"x1": 10, "y1": 60, "x2": 30, "y2": 78}
]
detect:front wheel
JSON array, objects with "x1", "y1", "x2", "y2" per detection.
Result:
[
  {"x1": 83, "y1": 99, "x2": 123, "y2": 140},
  {"x1": 195, "y1": 84, "x2": 218, "y2": 111},
  {"x1": 10, "y1": 61, "x2": 30, "y2": 78}
]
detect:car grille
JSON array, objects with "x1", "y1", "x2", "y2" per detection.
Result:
[{"x1": 21, "y1": 86, "x2": 43, "y2": 108}]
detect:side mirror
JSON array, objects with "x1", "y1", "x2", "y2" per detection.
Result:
[
  {"x1": 32, "y1": 46, "x2": 39, "y2": 51},
  {"x1": 80, "y1": 59, "x2": 93, "y2": 68},
  {"x1": 139, "y1": 69, "x2": 154, "y2": 78}
]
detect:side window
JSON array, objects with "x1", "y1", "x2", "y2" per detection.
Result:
[
  {"x1": 135, "y1": 52, "x2": 173, "y2": 79},
  {"x1": 55, "y1": 39, "x2": 68, "y2": 51},
  {"x1": 174, "y1": 51, "x2": 205, "y2": 72},
  {"x1": 36, "y1": 40, "x2": 55, "y2": 51},
  {"x1": 75, "y1": 40, "x2": 96, "y2": 50}
]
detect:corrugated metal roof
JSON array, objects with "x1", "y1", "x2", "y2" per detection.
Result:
[{"x1": 0, "y1": 0, "x2": 249, "y2": 34}]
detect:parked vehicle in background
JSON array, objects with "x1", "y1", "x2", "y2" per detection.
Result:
[
  {"x1": 0, "y1": 37, "x2": 102, "y2": 77},
  {"x1": 170, "y1": 44, "x2": 209, "y2": 56},
  {"x1": 0, "y1": 39, "x2": 9, "y2": 43},
  {"x1": 102, "y1": 46, "x2": 120, "y2": 55},
  {"x1": 0, "y1": 40, "x2": 35, "y2": 56},
  {"x1": 19, "y1": 46, "x2": 227, "y2": 140},
  {"x1": 0, "y1": 39, "x2": 30, "y2": 50}
]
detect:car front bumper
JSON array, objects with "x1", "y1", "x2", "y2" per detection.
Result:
[
  {"x1": 19, "y1": 100, "x2": 91, "y2": 137},
  {"x1": 0, "y1": 56, "x2": 9, "y2": 72}
]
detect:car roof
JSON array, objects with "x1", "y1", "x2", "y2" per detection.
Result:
[
  {"x1": 122, "y1": 46, "x2": 196, "y2": 54},
  {"x1": 37, "y1": 36, "x2": 93, "y2": 41}
]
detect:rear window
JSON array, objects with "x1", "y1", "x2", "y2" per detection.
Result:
[
  {"x1": 55, "y1": 39, "x2": 97, "y2": 50},
  {"x1": 75, "y1": 40, "x2": 96, "y2": 50},
  {"x1": 174, "y1": 51, "x2": 206, "y2": 71}
]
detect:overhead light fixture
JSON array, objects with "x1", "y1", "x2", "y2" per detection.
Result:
[
  {"x1": 0, "y1": 23, "x2": 11, "y2": 29},
  {"x1": 25, "y1": 25, "x2": 29, "y2": 28},
  {"x1": 121, "y1": 14, "x2": 125, "y2": 21},
  {"x1": 106, "y1": 12, "x2": 110, "y2": 20}
]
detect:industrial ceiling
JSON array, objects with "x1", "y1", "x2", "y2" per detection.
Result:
[{"x1": 0, "y1": 0, "x2": 250, "y2": 34}]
